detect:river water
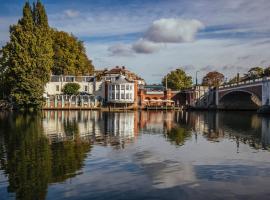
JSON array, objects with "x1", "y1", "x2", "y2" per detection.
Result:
[{"x1": 0, "y1": 111, "x2": 270, "y2": 200}]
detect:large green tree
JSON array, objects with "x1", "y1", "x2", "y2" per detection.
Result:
[
  {"x1": 0, "y1": 1, "x2": 95, "y2": 108},
  {"x1": 1, "y1": 1, "x2": 53, "y2": 109},
  {"x1": 162, "y1": 68, "x2": 192, "y2": 90},
  {"x1": 51, "y1": 30, "x2": 94, "y2": 75}
]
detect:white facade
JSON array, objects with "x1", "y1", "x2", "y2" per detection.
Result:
[
  {"x1": 44, "y1": 75, "x2": 103, "y2": 96},
  {"x1": 107, "y1": 75, "x2": 135, "y2": 103}
]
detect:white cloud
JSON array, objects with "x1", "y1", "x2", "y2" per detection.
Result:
[
  {"x1": 144, "y1": 18, "x2": 204, "y2": 43},
  {"x1": 132, "y1": 39, "x2": 161, "y2": 54},
  {"x1": 108, "y1": 44, "x2": 133, "y2": 57},
  {"x1": 64, "y1": 9, "x2": 80, "y2": 18},
  {"x1": 107, "y1": 18, "x2": 204, "y2": 55}
]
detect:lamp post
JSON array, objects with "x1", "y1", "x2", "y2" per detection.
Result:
[{"x1": 195, "y1": 71, "x2": 199, "y2": 86}]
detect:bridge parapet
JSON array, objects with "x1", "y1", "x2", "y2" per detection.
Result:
[{"x1": 219, "y1": 77, "x2": 270, "y2": 90}]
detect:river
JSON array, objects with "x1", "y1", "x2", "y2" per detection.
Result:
[{"x1": 0, "y1": 111, "x2": 270, "y2": 200}]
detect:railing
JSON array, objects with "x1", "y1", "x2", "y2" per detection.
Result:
[{"x1": 219, "y1": 77, "x2": 270, "y2": 89}]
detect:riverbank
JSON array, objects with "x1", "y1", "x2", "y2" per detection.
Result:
[{"x1": 42, "y1": 106, "x2": 182, "y2": 111}]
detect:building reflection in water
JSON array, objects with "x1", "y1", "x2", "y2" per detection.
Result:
[
  {"x1": 43, "y1": 111, "x2": 139, "y2": 149},
  {"x1": 42, "y1": 110, "x2": 270, "y2": 150}
]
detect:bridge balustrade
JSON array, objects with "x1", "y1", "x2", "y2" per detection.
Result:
[{"x1": 219, "y1": 77, "x2": 268, "y2": 89}]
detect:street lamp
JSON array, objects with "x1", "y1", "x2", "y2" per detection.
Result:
[{"x1": 195, "y1": 71, "x2": 199, "y2": 86}]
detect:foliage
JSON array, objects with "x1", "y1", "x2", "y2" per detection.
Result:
[
  {"x1": 166, "y1": 126, "x2": 191, "y2": 146},
  {"x1": 228, "y1": 73, "x2": 241, "y2": 84},
  {"x1": 202, "y1": 71, "x2": 224, "y2": 87},
  {"x1": 243, "y1": 66, "x2": 264, "y2": 80},
  {"x1": 162, "y1": 68, "x2": 192, "y2": 90},
  {"x1": 62, "y1": 83, "x2": 80, "y2": 95},
  {"x1": 0, "y1": 1, "x2": 94, "y2": 109},
  {"x1": 264, "y1": 67, "x2": 270, "y2": 76},
  {"x1": 0, "y1": 1, "x2": 53, "y2": 109},
  {"x1": 51, "y1": 30, "x2": 94, "y2": 75}
]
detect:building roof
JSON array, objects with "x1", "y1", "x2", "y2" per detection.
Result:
[
  {"x1": 105, "y1": 66, "x2": 145, "y2": 81},
  {"x1": 144, "y1": 84, "x2": 165, "y2": 91},
  {"x1": 111, "y1": 75, "x2": 133, "y2": 84}
]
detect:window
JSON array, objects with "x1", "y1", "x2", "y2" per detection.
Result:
[
  {"x1": 112, "y1": 85, "x2": 115, "y2": 90},
  {"x1": 126, "y1": 93, "x2": 129, "y2": 99},
  {"x1": 112, "y1": 93, "x2": 115, "y2": 100},
  {"x1": 130, "y1": 85, "x2": 133, "y2": 90},
  {"x1": 56, "y1": 85, "x2": 60, "y2": 91},
  {"x1": 126, "y1": 85, "x2": 129, "y2": 90},
  {"x1": 116, "y1": 85, "x2": 120, "y2": 90},
  {"x1": 121, "y1": 93, "x2": 125, "y2": 99},
  {"x1": 85, "y1": 86, "x2": 88, "y2": 92},
  {"x1": 116, "y1": 93, "x2": 119, "y2": 99},
  {"x1": 121, "y1": 85, "x2": 125, "y2": 90}
]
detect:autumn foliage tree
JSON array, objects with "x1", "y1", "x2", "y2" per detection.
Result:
[
  {"x1": 51, "y1": 30, "x2": 94, "y2": 75},
  {"x1": 202, "y1": 71, "x2": 224, "y2": 87}
]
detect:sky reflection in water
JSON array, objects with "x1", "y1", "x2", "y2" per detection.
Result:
[{"x1": 1, "y1": 111, "x2": 270, "y2": 200}]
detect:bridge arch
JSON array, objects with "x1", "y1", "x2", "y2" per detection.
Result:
[{"x1": 219, "y1": 90, "x2": 262, "y2": 110}]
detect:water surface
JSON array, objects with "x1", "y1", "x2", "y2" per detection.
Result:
[{"x1": 1, "y1": 111, "x2": 270, "y2": 200}]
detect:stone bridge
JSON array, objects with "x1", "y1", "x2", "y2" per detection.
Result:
[{"x1": 216, "y1": 77, "x2": 270, "y2": 110}]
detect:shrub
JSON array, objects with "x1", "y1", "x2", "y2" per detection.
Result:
[{"x1": 62, "y1": 83, "x2": 80, "y2": 95}]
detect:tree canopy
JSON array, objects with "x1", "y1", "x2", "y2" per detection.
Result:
[
  {"x1": 51, "y1": 30, "x2": 94, "y2": 75},
  {"x1": 162, "y1": 68, "x2": 192, "y2": 90},
  {"x1": 1, "y1": 1, "x2": 53, "y2": 109},
  {"x1": 243, "y1": 66, "x2": 264, "y2": 80},
  {"x1": 62, "y1": 83, "x2": 80, "y2": 95},
  {"x1": 202, "y1": 71, "x2": 224, "y2": 87},
  {"x1": 0, "y1": 1, "x2": 94, "y2": 109}
]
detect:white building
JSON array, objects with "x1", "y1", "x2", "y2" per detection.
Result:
[
  {"x1": 107, "y1": 75, "x2": 135, "y2": 104},
  {"x1": 44, "y1": 75, "x2": 103, "y2": 97}
]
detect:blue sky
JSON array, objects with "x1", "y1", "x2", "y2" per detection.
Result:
[{"x1": 1, "y1": 0, "x2": 270, "y2": 83}]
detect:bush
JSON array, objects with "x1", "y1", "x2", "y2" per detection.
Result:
[{"x1": 62, "y1": 83, "x2": 80, "y2": 95}]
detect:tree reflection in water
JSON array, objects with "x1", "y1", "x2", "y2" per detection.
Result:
[
  {"x1": 166, "y1": 126, "x2": 191, "y2": 146},
  {"x1": 0, "y1": 112, "x2": 91, "y2": 200}
]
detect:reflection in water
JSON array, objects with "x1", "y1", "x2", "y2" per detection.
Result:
[
  {"x1": 1, "y1": 111, "x2": 270, "y2": 199},
  {"x1": 0, "y1": 113, "x2": 91, "y2": 200}
]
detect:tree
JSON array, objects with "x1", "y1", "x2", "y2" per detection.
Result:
[
  {"x1": 0, "y1": 1, "x2": 94, "y2": 109},
  {"x1": 162, "y1": 68, "x2": 192, "y2": 90},
  {"x1": 51, "y1": 30, "x2": 94, "y2": 75},
  {"x1": 1, "y1": 1, "x2": 53, "y2": 109},
  {"x1": 228, "y1": 73, "x2": 241, "y2": 84},
  {"x1": 264, "y1": 66, "x2": 270, "y2": 76},
  {"x1": 243, "y1": 66, "x2": 264, "y2": 80},
  {"x1": 202, "y1": 71, "x2": 224, "y2": 87},
  {"x1": 62, "y1": 83, "x2": 80, "y2": 95}
]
